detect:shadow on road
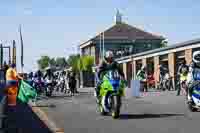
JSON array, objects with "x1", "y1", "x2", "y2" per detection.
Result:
[
  {"x1": 3, "y1": 100, "x2": 53, "y2": 133},
  {"x1": 49, "y1": 95, "x2": 71, "y2": 99},
  {"x1": 119, "y1": 113, "x2": 185, "y2": 120}
]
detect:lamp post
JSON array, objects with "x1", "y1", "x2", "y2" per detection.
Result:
[
  {"x1": 99, "y1": 32, "x2": 102, "y2": 61},
  {"x1": 103, "y1": 32, "x2": 104, "y2": 58},
  {"x1": 0, "y1": 44, "x2": 3, "y2": 69}
]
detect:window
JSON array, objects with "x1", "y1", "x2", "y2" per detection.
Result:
[{"x1": 147, "y1": 44, "x2": 151, "y2": 48}]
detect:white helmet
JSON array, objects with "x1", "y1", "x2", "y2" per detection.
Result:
[
  {"x1": 105, "y1": 50, "x2": 114, "y2": 59},
  {"x1": 193, "y1": 51, "x2": 200, "y2": 67},
  {"x1": 141, "y1": 65, "x2": 146, "y2": 71}
]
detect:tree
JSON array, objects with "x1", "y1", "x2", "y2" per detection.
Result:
[
  {"x1": 49, "y1": 58, "x2": 56, "y2": 67},
  {"x1": 161, "y1": 40, "x2": 168, "y2": 48},
  {"x1": 67, "y1": 54, "x2": 94, "y2": 74},
  {"x1": 81, "y1": 55, "x2": 94, "y2": 72},
  {"x1": 56, "y1": 57, "x2": 68, "y2": 68},
  {"x1": 67, "y1": 54, "x2": 80, "y2": 73},
  {"x1": 37, "y1": 56, "x2": 50, "y2": 70}
]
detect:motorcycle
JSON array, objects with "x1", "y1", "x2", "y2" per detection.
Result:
[
  {"x1": 147, "y1": 74, "x2": 155, "y2": 89},
  {"x1": 187, "y1": 80, "x2": 200, "y2": 112},
  {"x1": 33, "y1": 78, "x2": 45, "y2": 95},
  {"x1": 97, "y1": 70, "x2": 126, "y2": 119},
  {"x1": 159, "y1": 72, "x2": 173, "y2": 91},
  {"x1": 44, "y1": 79, "x2": 54, "y2": 97},
  {"x1": 56, "y1": 76, "x2": 66, "y2": 93}
]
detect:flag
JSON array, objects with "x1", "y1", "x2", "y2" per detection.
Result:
[
  {"x1": 17, "y1": 80, "x2": 37, "y2": 103},
  {"x1": 19, "y1": 25, "x2": 24, "y2": 68}
]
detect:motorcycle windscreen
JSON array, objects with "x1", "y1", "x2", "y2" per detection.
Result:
[
  {"x1": 193, "y1": 72, "x2": 200, "y2": 80},
  {"x1": 107, "y1": 70, "x2": 120, "y2": 90},
  {"x1": 192, "y1": 86, "x2": 200, "y2": 103}
]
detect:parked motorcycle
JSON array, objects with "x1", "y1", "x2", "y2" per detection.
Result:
[
  {"x1": 97, "y1": 70, "x2": 126, "y2": 119},
  {"x1": 147, "y1": 74, "x2": 155, "y2": 89},
  {"x1": 159, "y1": 72, "x2": 173, "y2": 91}
]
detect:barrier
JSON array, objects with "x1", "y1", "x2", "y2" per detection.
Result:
[
  {"x1": 0, "y1": 96, "x2": 7, "y2": 131},
  {"x1": 125, "y1": 80, "x2": 140, "y2": 98}
]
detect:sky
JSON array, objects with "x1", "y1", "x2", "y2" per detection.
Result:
[{"x1": 0, "y1": 0, "x2": 200, "y2": 72}]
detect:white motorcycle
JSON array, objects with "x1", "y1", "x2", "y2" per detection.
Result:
[{"x1": 56, "y1": 76, "x2": 66, "y2": 93}]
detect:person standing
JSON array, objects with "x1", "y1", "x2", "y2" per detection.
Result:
[
  {"x1": 4, "y1": 63, "x2": 22, "y2": 132},
  {"x1": 5, "y1": 63, "x2": 23, "y2": 106},
  {"x1": 68, "y1": 72, "x2": 76, "y2": 96},
  {"x1": 136, "y1": 66, "x2": 147, "y2": 92},
  {"x1": 177, "y1": 60, "x2": 189, "y2": 96},
  {"x1": 3, "y1": 63, "x2": 9, "y2": 81}
]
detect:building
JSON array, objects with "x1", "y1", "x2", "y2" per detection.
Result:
[
  {"x1": 79, "y1": 11, "x2": 165, "y2": 87},
  {"x1": 116, "y1": 38, "x2": 200, "y2": 88},
  {"x1": 80, "y1": 11, "x2": 165, "y2": 66}
]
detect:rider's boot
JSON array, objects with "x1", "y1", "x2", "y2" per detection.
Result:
[
  {"x1": 95, "y1": 86, "x2": 100, "y2": 104},
  {"x1": 187, "y1": 88, "x2": 192, "y2": 103}
]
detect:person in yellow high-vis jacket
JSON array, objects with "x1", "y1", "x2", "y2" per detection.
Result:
[{"x1": 6, "y1": 63, "x2": 23, "y2": 106}]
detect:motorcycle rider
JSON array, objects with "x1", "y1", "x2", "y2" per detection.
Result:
[
  {"x1": 136, "y1": 66, "x2": 147, "y2": 92},
  {"x1": 95, "y1": 50, "x2": 125, "y2": 100},
  {"x1": 68, "y1": 72, "x2": 76, "y2": 96},
  {"x1": 43, "y1": 67, "x2": 55, "y2": 84},
  {"x1": 187, "y1": 51, "x2": 200, "y2": 102},
  {"x1": 58, "y1": 70, "x2": 67, "y2": 92},
  {"x1": 177, "y1": 60, "x2": 189, "y2": 96},
  {"x1": 27, "y1": 72, "x2": 34, "y2": 86}
]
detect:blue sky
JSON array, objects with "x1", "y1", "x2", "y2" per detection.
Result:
[{"x1": 0, "y1": 0, "x2": 200, "y2": 72}]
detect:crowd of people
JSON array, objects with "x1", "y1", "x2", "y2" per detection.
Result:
[
  {"x1": 135, "y1": 50, "x2": 200, "y2": 102},
  {"x1": 135, "y1": 61, "x2": 189, "y2": 93},
  {"x1": 1, "y1": 63, "x2": 79, "y2": 107},
  {"x1": 25, "y1": 67, "x2": 78, "y2": 96}
]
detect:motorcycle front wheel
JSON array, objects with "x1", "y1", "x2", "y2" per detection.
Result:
[
  {"x1": 111, "y1": 95, "x2": 121, "y2": 119},
  {"x1": 188, "y1": 102, "x2": 197, "y2": 112}
]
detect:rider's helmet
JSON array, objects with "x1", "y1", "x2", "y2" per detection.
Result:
[
  {"x1": 193, "y1": 51, "x2": 200, "y2": 67},
  {"x1": 181, "y1": 59, "x2": 186, "y2": 65},
  {"x1": 37, "y1": 70, "x2": 43, "y2": 77},
  {"x1": 33, "y1": 72, "x2": 37, "y2": 78},
  {"x1": 45, "y1": 67, "x2": 51, "y2": 73},
  {"x1": 141, "y1": 65, "x2": 146, "y2": 71},
  {"x1": 11, "y1": 63, "x2": 16, "y2": 68},
  {"x1": 105, "y1": 50, "x2": 114, "y2": 63},
  {"x1": 61, "y1": 70, "x2": 66, "y2": 76},
  {"x1": 28, "y1": 72, "x2": 33, "y2": 78}
]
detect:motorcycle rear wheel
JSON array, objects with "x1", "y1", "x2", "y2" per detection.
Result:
[{"x1": 188, "y1": 102, "x2": 197, "y2": 112}]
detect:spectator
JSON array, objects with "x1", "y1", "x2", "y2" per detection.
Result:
[
  {"x1": 6, "y1": 63, "x2": 23, "y2": 106},
  {"x1": 3, "y1": 63, "x2": 9, "y2": 81},
  {"x1": 68, "y1": 72, "x2": 76, "y2": 96}
]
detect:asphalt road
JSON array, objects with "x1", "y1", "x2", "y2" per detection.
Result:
[{"x1": 36, "y1": 90, "x2": 200, "y2": 133}]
